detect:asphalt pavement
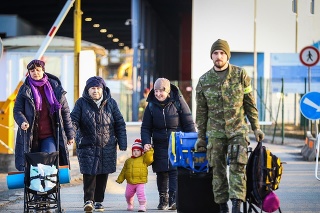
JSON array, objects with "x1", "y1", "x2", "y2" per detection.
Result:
[{"x1": 1, "y1": 124, "x2": 320, "y2": 213}]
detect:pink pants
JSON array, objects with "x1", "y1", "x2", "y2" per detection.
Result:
[{"x1": 125, "y1": 183, "x2": 146, "y2": 202}]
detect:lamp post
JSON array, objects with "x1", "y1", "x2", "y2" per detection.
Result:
[
  {"x1": 292, "y1": 0, "x2": 298, "y2": 53},
  {"x1": 292, "y1": 0, "x2": 298, "y2": 125},
  {"x1": 253, "y1": 0, "x2": 257, "y2": 100},
  {"x1": 131, "y1": 0, "x2": 141, "y2": 121}
]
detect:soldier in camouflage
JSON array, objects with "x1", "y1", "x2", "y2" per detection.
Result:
[{"x1": 194, "y1": 39, "x2": 265, "y2": 213}]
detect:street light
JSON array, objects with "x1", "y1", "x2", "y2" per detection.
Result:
[
  {"x1": 292, "y1": 0, "x2": 298, "y2": 52},
  {"x1": 138, "y1": 42, "x2": 145, "y2": 50},
  {"x1": 125, "y1": 19, "x2": 132, "y2": 26}
]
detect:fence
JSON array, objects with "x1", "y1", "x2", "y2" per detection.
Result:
[{"x1": 115, "y1": 77, "x2": 319, "y2": 143}]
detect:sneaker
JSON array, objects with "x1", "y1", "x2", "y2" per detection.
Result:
[
  {"x1": 84, "y1": 200, "x2": 94, "y2": 212},
  {"x1": 94, "y1": 202, "x2": 104, "y2": 212}
]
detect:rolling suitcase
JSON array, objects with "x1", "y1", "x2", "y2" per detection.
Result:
[
  {"x1": 169, "y1": 132, "x2": 220, "y2": 213},
  {"x1": 177, "y1": 167, "x2": 220, "y2": 213}
]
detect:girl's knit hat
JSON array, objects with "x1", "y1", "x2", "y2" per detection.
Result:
[{"x1": 132, "y1": 139, "x2": 143, "y2": 152}]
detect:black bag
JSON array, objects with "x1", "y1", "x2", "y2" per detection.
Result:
[{"x1": 176, "y1": 167, "x2": 220, "y2": 213}]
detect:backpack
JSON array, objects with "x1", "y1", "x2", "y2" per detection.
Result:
[{"x1": 246, "y1": 142, "x2": 283, "y2": 210}]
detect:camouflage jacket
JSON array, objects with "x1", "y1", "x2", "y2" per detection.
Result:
[{"x1": 195, "y1": 64, "x2": 260, "y2": 139}]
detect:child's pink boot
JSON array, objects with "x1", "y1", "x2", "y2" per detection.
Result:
[
  {"x1": 126, "y1": 198, "x2": 134, "y2": 211},
  {"x1": 138, "y1": 201, "x2": 146, "y2": 212}
]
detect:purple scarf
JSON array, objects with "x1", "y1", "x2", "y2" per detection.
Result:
[{"x1": 28, "y1": 74, "x2": 62, "y2": 114}]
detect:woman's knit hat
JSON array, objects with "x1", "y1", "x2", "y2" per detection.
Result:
[
  {"x1": 86, "y1": 76, "x2": 106, "y2": 89},
  {"x1": 210, "y1": 39, "x2": 231, "y2": 60},
  {"x1": 132, "y1": 139, "x2": 143, "y2": 152},
  {"x1": 27, "y1": 59, "x2": 45, "y2": 71},
  {"x1": 154, "y1": 78, "x2": 170, "y2": 93}
]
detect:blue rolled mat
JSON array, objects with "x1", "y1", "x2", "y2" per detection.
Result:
[
  {"x1": 7, "y1": 172, "x2": 24, "y2": 189},
  {"x1": 7, "y1": 166, "x2": 71, "y2": 189},
  {"x1": 59, "y1": 166, "x2": 70, "y2": 184}
]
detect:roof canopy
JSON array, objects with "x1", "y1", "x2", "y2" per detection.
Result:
[{"x1": 3, "y1": 35, "x2": 107, "y2": 56}]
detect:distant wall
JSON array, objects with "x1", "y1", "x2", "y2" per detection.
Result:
[
  {"x1": 191, "y1": 0, "x2": 320, "y2": 121},
  {"x1": 0, "y1": 15, "x2": 43, "y2": 37}
]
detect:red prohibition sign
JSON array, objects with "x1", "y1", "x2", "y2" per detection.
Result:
[{"x1": 299, "y1": 46, "x2": 320, "y2": 67}]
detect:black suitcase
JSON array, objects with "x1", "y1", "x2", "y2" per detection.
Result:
[{"x1": 176, "y1": 167, "x2": 220, "y2": 213}]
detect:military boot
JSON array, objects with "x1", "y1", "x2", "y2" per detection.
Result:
[
  {"x1": 219, "y1": 202, "x2": 229, "y2": 213},
  {"x1": 231, "y1": 199, "x2": 242, "y2": 213}
]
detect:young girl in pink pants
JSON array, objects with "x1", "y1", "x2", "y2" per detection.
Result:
[{"x1": 116, "y1": 139, "x2": 154, "y2": 212}]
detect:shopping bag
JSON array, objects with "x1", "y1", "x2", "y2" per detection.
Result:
[{"x1": 169, "y1": 131, "x2": 209, "y2": 172}]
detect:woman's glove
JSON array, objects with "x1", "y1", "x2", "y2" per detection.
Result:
[
  {"x1": 254, "y1": 129, "x2": 265, "y2": 142},
  {"x1": 21, "y1": 122, "x2": 29, "y2": 130}
]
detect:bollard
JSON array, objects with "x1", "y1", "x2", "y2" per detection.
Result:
[
  {"x1": 302, "y1": 131, "x2": 318, "y2": 161},
  {"x1": 301, "y1": 137, "x2": 309, "y2": 158}
]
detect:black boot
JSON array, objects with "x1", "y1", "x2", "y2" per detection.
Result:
[
  {"x1": 168, "y1": 191, "x2": 176, "y2": 210},
  {"x1": 231, "y1": 199, "x2": 242, "y2": 213},
  {"x1": 219, "y1": 203, "x2": 229, "y2": 213},
  {"x1": 157, "y1": 193, "x2": 169, "y2": 210}
]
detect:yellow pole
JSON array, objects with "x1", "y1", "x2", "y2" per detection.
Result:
[
  {"x1": 74, "y1": 0, "x2": 82, "y2": 102},
  {"x1": 73, "y1": 0, "x2": 82, "y2": 156}
]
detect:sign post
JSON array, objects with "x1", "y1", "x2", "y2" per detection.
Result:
[
  {"x1": 300, "y1": 91, "x2": 320, "y2": 180},
  {"x1": 299, "y1": 46, "x2": 320, "y2": 140},
  {"x1": 299, "y1": 46, "x2": 320, "y2": 92}
]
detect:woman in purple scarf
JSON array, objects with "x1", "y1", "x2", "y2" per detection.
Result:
[{"x1": 13, "y1": 59, "x2": 75, "y2": 172}]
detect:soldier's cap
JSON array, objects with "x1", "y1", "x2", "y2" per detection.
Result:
[{"x1": 210, "y1": 39, "x2": 231, "y2": 60}]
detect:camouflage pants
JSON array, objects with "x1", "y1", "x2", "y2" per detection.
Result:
[{"x1": 207, "y1": 135, "x2": 249, "y2": 203}]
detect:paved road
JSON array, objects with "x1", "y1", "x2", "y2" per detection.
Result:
[{"x1": 1, "y1": 124, "x2": 320, "y2": 212}]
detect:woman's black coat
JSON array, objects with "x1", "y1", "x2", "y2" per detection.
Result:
[
  {"x1": 141, "y1": 84, "x2": 196, "y2": 172},
  {"x1": 71, "y1": 85, "x2": 127, "y2": 175},
  {"x1": 13, "y1": 73, "x2": 75, "y2": 171}
]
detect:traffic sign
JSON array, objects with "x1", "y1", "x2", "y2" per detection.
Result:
[
  {"x1": 299, "y1": 46, "x2": 320, "y2": 67},
  {"x1": 300, "y1": 91, "x2": 320, "y2": 120}
]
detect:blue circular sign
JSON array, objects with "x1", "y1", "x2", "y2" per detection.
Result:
[{"x1": 300, "y1": 92, "x2": 320, "y2": 120}]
